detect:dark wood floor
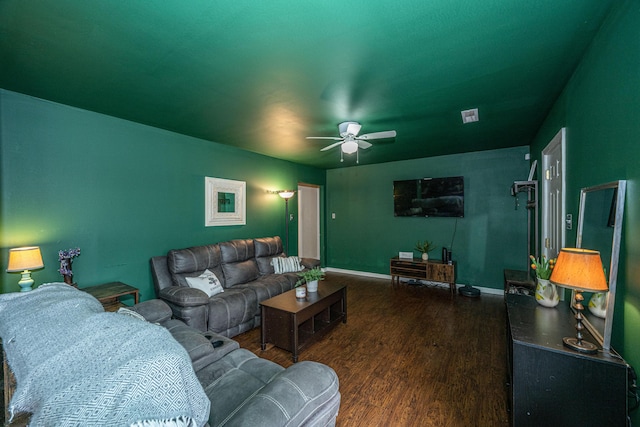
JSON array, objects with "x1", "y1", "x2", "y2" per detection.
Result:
[{"x1": 235, "y1": 272, "x2": 510, "y2": 427}]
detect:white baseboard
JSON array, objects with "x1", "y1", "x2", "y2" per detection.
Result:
[{"x1": 323, "y1": 267, "x2": 503, "y2": 296}]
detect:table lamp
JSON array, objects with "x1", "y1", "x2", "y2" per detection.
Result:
[
  {"x1": 550, "y1": 248, "x2": 608, "y2": 354},
  {"x1": 7, "y1": 246, "x2": 44, "y2": 292}
]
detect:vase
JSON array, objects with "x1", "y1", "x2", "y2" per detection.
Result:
[
  {"x1": 295, "y1": 287, "x2": 306, "y2": 299},
  {"x1": 421, "y1": 253, "x2": 429, "y2": 261},
  {"x1": 306, "y1": 280, "x2": 318, "y2": 292},
  {"x1": 535, "y1": 278, "x2": 559, "y2": 307},
  {"x1": 588, "y1": 292, "x2": 607, "y2": 318}
]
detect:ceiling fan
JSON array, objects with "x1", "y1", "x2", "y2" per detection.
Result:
[{"x1": 306, "y1": 121, "x2": 396, "y2": 163}]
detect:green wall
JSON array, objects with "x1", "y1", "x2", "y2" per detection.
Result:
[
  {"x1": 530, "y1": 1, "x2": 640, "y2": 422},
  {"x1": 326, "y1": 146, "x2": 530, "y2": 290},
  {"x1": 0, "y1": 90, "x2": 325, "y2": 300}
]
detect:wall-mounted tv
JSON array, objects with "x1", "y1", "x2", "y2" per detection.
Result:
[{"x1": 393, "y1": 176, "x2": 464, "y2": 218}]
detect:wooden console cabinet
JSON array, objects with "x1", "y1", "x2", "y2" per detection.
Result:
[
  {"x1": 506, "y1": 294, "x2": 628, "y2": 426},
  {"x1": 390, "y1": 257, "x2": 456, "y2": 296}
]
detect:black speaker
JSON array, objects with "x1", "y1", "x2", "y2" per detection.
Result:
[{"x1": 442, "y1": 247, "x2": 449, "y2": 263}]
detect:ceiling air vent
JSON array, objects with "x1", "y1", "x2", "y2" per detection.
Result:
[{"x1": 461, "y1": 108, "x2": 479, "y2": 124}]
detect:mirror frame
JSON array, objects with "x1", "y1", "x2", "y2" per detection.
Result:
[
  {"x1": 575, "y1": 180, "x2": 626, "y2": 350},
  {"x1": 205, "y1": 177, "x2": 246, "y2": 226}
]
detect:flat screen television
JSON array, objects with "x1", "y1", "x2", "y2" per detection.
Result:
[{"x1": 393, "y1": 176, "x2": 464, "y2": 217}]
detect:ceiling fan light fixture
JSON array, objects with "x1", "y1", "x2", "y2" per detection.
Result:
[{"x1": 341, "y1": 140, "x2": 358, "y2": 154}]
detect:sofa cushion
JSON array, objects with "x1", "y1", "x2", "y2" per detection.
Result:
[
  {"x1": 185, "y1": 269, "x2": 224, "y2": 297},
  {"x1": 196, "y1": 349, "x2": 284, "y2": 427},
  {"x1": 206, "y1": 288, "x2": 258, "y2": 336},
  {"x1": 219, "y1": 239, "x2": 260, "y2": 287},
  {"x1": 254, "y1": 236, "x2": 284, "y2": 274},
  {"x1": 235, "y1": 275, "x2": 294, "y2": 303},
  {"x1": 167, "y1": 244, "x2": 225, "y2": 288}
]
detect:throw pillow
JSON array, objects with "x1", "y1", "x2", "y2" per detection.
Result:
[
  {"x1": 271, "y1": 256, "x2": 303, "y2": 274},
  {"x1": 185, "y1": 269, "x2": 224, "y2": 297}
]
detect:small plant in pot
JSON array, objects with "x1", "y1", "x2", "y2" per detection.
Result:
[
  {"x1": 415, "y1": 240, "x2": 437, "y2": 261},
  {"x1": 295, "y1": 267, "x2": 325, "y2": 293}
]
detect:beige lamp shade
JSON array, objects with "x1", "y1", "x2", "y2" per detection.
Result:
[
  {"x1": 550, "y1": 248, "x2": 608, "y2": 292},
  {"x1": 7, "y1": 246, "x2": 44, "y2": 272},
  {"x1": 278, "y1": 190, "x2": 295, "y2": 200}
]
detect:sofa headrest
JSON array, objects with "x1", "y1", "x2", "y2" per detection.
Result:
[
  {"x1": 254, "y1": 236, "x2": 283, "y2": 257},
  {"x1": 167, "y1": 244, "x2": 225, "y2": 288},
  {"x1": 219, "y1": 239, "x2": 255, "y2": 263},
  {"x1": 168, "y1": 244, "x2": 222, "y2": 274},
  {"x1": 254, "y1": 236, "x2": 284, "y2": 274},
  {"x1": 219, "y1": 239, "x2": 259, "y2": 287}
]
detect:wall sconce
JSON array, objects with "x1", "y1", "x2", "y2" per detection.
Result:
[
  {"x1": 550, "y1": 248, "x2": 608, "y2": 354},
  {"x1": 7, "y1": 246, "x2": 45, "y2": 292}
]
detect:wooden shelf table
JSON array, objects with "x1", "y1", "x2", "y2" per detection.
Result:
[
  {"x1": 82, "y1": 282, "x2": 139, "y2": 312},
  {"x1": 390, "y1": 257, "x2": 457, "y2": 296}
]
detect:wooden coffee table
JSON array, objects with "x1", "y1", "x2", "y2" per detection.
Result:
[{"x1": 260, "y1": 281, "x2": 347, "y2": 362}]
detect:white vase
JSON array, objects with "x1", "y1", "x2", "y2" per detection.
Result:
[
  {"x1": 295, "y1": 286, "x2": 306, "y2": 299},
  {"x1": 588, "y1": 292, "x2": 607, "y2": 318},
  {"x1": 535, "y1": 278, "x2": 559, "y2": 308},
  {"x1": 421, "y1": 253, "x2": 429, "y2": 261},
  {"x1": 306, "y1": 280, "x2": 319, "y2": 292}
]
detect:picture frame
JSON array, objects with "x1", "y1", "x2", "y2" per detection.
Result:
[{"x1": 205, "y1": 177, "x2": 246, "y2": 226}]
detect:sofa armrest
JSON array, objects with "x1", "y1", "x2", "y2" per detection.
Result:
[
  {"x1": 226, "y1": 361, "x2": 340, "y2": 426},
  {"x1": 131, "y1": 299, "x2": 173, "y2": 324},
  {"x1": 159, "y1": 285, "x2": 209, "y2": 307},
  {"x1": 300, "y1": 257, "x2": 321, "y2": 269}
]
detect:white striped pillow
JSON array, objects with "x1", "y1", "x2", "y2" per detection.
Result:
[{"x1": 271, "y1": 256, "x2": 303, "y2": 274}]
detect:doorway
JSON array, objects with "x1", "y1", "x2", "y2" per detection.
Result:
[
  {"x1": 541, "y1": 128, "x2": 566, "y2": 260},
  {"x1": 297, "y1": 183, "x2": 321, "y2": 259}
]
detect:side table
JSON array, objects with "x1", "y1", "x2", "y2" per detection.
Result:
[{"x1": 82, "y1": 282, "x2": 139, "y2": 312}]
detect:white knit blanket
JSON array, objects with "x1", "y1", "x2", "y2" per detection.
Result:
[{"x1": 0, "y1": 283, "x2": 210, "y2": 426}]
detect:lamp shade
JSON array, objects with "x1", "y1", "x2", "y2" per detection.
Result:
[
  {"x1": 341, "y1": 140, "x2": 358, "y2": 154},
  {"x1": 550, "y1": 248, "x2": 608, "y2": 292},
  {"x1": 7, "y1": 246, "x2": 44, "y2": 272},
  {"x1": 278, "y1": 190, "x2": 295, "y2": 200}
]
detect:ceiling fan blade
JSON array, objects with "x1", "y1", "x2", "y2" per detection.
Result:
[
  {"x1": 306, "y1": 136, "x2": 342, "y2": 140},
  {"x1": 320, "y1": 141, "x2": 344, "y2": 151},
  {"x1": 357, "y1": 130, "x2": 396, "y2": 140},
  {"x1": 356, "y1": 140, "x2": 372, "y2": 149},
  {"x1": 346, "y1": 122, "x2": 362, "y2": 136}
]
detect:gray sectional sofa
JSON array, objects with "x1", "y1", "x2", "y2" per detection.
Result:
[
  {"x1": 132, "y1": 298, "x2": 341, "y2": 427},
  {"x1": 0, "y1": 283, "x2": 340, "y2": 426},
  {"x1": 150, "y1": 236, "x2": 319, "y2": 337}
]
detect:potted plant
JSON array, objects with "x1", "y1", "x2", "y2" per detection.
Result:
[
  {"x1": 415, "y1": 240, "x2": 437, "y2": 261},
  {"x1": 295, "y1": 267, "x2": 325, "y2": 293},
  {"x1": 529, "y1": 255, "x2": 559, "y2": 307}
]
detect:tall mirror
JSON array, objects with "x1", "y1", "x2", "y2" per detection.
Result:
[{"x1": 574, "y1": 180, "x2": 626, "y2": 351}]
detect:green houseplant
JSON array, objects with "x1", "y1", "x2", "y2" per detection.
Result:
[
  {"x1": 295, "y1": 267, "x2": 325, "y2": 292},
  {"x1": 415, "y1": 240, "x2": 437, "y2": 261}
]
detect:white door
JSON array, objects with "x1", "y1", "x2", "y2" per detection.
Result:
[
  {"x1": 542, "y1": 128, "x2": 566, "y2": 261},
  {"x1": 297, "y1": 184, "x2": 320, "y2": 259}
]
